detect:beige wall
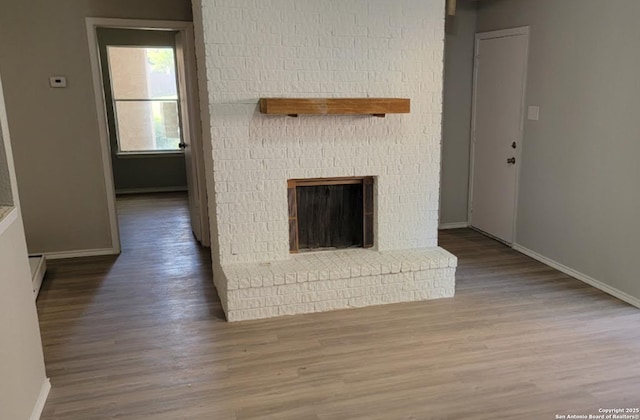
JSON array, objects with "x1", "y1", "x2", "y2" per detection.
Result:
[
  {"x1": 0, "y1": 0, "x2": 192, "y2": 255},
  {"x1": 440, "y1": 0, "x2": 477, "y2": 225},
  {"x1": 477, "y1": 0, "x2": 640, "y2": 301},
  {"x1": 0, "y1": 74, "x2": 48, "y2": 420}
]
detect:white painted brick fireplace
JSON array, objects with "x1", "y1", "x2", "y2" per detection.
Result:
[{"x1": 192, "y1": 0, "x2": 456, "y2": 321}]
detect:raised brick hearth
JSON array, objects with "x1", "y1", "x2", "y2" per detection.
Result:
[{"x1": 221, "y1": 248, "x2": 456, "y2": 321}]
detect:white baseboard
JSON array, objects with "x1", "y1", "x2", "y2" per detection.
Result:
[
  {"x1": 439, "y1": 222, "x2": 469, "y2": 230},
  {"x1": 29, "y1": 255, "x2": 47, "y2": 299},
  {"x1": 513, "y1": 243, "x2": 640, "y2": 309},
  {"x1": 29, "y1": 378, "x2": 51, "y2": 420},
  {"x1": 44, "y1": 247, "x2": 117, "y2": 260},
  {"x1": 116, "y1": 186, "x2": 187, "y2": 195}
]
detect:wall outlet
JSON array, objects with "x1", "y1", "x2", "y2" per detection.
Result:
[
  {"x1": 49, "y1": 76, "x2": 67, "y2": 88},
  {"x1": 527, "y1": 105, "x2": 540, "y2": 121}
]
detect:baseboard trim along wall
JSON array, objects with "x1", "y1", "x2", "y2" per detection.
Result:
[
  {"x1": 438, "y1": 222, "x2": 469, "y2": 230},
  {"x1": 29, "y1": 255, "x2": 47, "y2": 299},
  {"x1": 44, "y1": 247, "x2": 117, "y2": 260},
  {"x1": 29, "y1": 378, "x2": 51, "y2": 420},
  {"x1": 513, "y1": 243, "x2": 640, "y2": 310},
  {"x1": 115, "y1": 186, "x2": 187, "y2": 195}
]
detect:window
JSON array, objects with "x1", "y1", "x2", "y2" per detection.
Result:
[{"x1": 106, "y1": 46, "x2": 182, "y2": 153}]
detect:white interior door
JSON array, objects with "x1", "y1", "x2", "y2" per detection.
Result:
[
  {"x1": 469, "y1": 28, "x2": 529, "y2": 244},
  {"x1": 175, "y1": 30, "x2": 210, "y2": 247}
]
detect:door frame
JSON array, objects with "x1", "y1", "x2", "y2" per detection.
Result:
[
  {"x1": 468, "y1": 26, "x2": 529, "y2": 245},
  {"x1": 85, "y1": 17, "x2": 210, "y2": 253}
]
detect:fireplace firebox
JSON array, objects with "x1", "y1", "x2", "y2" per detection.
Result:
[{"x1": 288, "y1": 177, "x2": 374, "y2": 253}]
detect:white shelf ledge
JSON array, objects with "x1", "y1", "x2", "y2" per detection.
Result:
[{"x1": 0, "y1": 205, "x2": 16, "y2": 236}]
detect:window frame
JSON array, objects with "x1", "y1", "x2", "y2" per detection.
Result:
[{"x1": 105, "y1": 45, "x2": 185, "y2": 156}]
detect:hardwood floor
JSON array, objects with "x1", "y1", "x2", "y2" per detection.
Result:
[{"x1": 38, "y1": 194, "x2": 640, "y2": 419}]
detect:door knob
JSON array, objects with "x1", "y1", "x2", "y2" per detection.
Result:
[
  {"x1": 507, "y1": 157, "x2": 516, "y2": 164},
  {"x1": 178, "y1": 142, "x2": 187, "y2": 149}
]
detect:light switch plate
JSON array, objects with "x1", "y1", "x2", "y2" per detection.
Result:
[
  {"x1": 49, "y1": 76, "x2": 67, "y2": 88},
  {"x1": 527, "y1": 105, "x2": 540, "y2": 121}
]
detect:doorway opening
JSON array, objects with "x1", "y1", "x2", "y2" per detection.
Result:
[
  {"x1": 86, "y1": 18, "x2": 210, "y2": 254},
  {"x1": 98, "y1": 29, "x2": 187, "y2": 193}
]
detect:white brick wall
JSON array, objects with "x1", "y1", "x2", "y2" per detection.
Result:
[{"x1": 193, "y1": 0, "x2": 453, "y2": 320}]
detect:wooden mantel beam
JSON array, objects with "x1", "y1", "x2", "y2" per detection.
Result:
[{"x1": 259, "y1": 98, "x2": 410, "y2": 117}]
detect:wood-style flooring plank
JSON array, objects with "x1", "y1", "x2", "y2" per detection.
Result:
[{"x1": 37, "y1": 194, "x2": 640, "y2": 419}]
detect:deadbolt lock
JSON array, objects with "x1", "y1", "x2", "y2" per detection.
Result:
[{"x1": 511, "y1": 142, "x2": 517, "y2": 149}]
